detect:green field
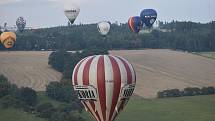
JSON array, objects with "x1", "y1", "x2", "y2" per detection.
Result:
[
  {"x1": 0, "y1": 92, "x2": 65, "y2": 121},
  {"x1": 196, "y1": 52, "x2": 215, "y2": 59},
  {"x1": 37, "y1": 92, "x2": 65, "y2": 107},
  {"x1": 0, "y1": 108, "x2": 46, "y2": 121},
  {"x1": 83, "y1": 95, "x2": 215, "y2": 121},
  {"x1": 1, "y1": 95, "x2": 215, "y2": 121}
]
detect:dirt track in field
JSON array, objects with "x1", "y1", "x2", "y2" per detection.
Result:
[
  {"x1": 0, "y1": 51, "x2": 62, "y2": 91},
  {"x1": 110, "y1": 49, "x2": 215, "y2": 98}
]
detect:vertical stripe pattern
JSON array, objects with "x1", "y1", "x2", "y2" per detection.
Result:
[
  {"x1": 72, "y1": 55, "x2": 136, "y2": 121},
  {"x1": 128, "y1": 16, "x2": 143, "y2": 34},
  {"x1": 128, "y1": 17, "x2": 136, "y2": 33}
]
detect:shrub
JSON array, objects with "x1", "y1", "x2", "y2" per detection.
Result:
[
  {"x1": 0, "y1": 75, "x2": 10, "y2": 98},
  {"x1": 36, "y1": 103, "x2": 56, "y2": 118},
  {"x1": 157, "y1": 86, "x2": 215, "y2": 98},
  {"x1": 201, "y1": 87, "x2": 215, "y2": 95},
  {"x1": 18, "y1": 87, "x2": 37, "y2": 106}
]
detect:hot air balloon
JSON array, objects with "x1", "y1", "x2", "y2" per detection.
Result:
[
  {"x1": 72, "y1": 55, "x2": 136, "y2": 121},
  {"x1": 128, "y1": 16, "x2": 143, "y2": 34},
  {"x1": 0, "y1": 32, "x2": 16, "y2": 49},
  {"x1": 140, "y1": 9, "x2": 157, "y2": 28},
  {"x1": 64, "y1": 3, "x2": 80, "y2": 24},
  {"x1": 16, "y1": 17, "x2": 26, "y2": 32},
  {"x1": 97, "y1": 21, "x2": 111, "y2": 36}
]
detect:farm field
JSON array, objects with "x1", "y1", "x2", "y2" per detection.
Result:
[
  {"x1": 110, "y1": 49, "x2": 215, "y2": 98},
  {"x1": 0, "y1": 51, "x2": 62, "y2": 91},
  {"x1": 1, "y1": 49, "x2": 215, "y2": 98}
]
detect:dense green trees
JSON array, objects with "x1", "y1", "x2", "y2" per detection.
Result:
[
  {"x1": 48, "y1": 50, "x2": 71, "y2": 72},
  {"x1": 0, "y1": 75, "x2": 11, "y2": 98},
  {"x1": 0, "y1": 74, "x2": 85, "y2": 121},
  {"x1": 0, "y1": 74, "x2": 37, "y2": 108},
  {"x1": 36, "y1": 103, "x2": 56, "y2": 118},
  {"x1": 46, "y1": 81, "x2": 79, "y2": 103},
  {"x1": 158, "y1": 86, "x2": 215, "y2": 98},
  {"x1": 0, "y1": 75, "x2": 21, "y2": 102},
  {"x1": 48, "y1": 48, "x2": 109, "y2": 79},
  {"x1": 45, "y1": 80, "x2": 84, "y2": 121},
  {"x1": 18, "y1": 87, "x2": 37, "y2": 106},
  {"x1": 1, "y1": 21, "x2": 214, "y2": 52}
]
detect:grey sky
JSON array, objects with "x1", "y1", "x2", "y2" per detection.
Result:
[{"x1": 0, "y1": 0, "x2": 215, "y2": 28}]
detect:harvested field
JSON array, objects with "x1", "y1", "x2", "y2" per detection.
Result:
[
  {"x1": 110, "y1": 49, "x2": 215, "y2": 98},
  {"x1": 0, "y1": 51, "x2": 62, "y2": 91},
  {"x1": 1, "y1": 50, "x2": 215, "y2": 98}
]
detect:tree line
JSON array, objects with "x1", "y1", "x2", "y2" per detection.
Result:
[
  {"x1": 157, "y1": 86, "x2": 215, "y2": 98},
  {"x1": 0, "y1": 74, "x2": 85, "y2": 121},
  {"x1": 0, "y1": 74, "x2": 37, "y2": 108},
  {"x1": 48, "y1": 48, "x2": 109, "y2": 79},
  {"x1": 1, "y1": 21, "x2": 215, "y2": 52}
]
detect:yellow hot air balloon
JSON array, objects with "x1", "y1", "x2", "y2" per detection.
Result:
[{"x1": 0, "y1": 32, "x2": 16, "y2": 49}]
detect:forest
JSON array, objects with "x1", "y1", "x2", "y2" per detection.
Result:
[{"x1": 0, "y1": 21, "x2": 215, "y2": 52}]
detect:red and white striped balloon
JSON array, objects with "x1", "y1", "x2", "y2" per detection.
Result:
[{"x1": 72, "y1": 55, "x2": 136, "y2": 121}]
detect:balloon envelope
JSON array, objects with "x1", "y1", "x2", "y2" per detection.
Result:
[
  {"x1": 64, "y1": 4, "x2": 80, "y2": 24},
  {"x1": 128, "y1": 16, "x2": 143, "y2": 34},
  {"x1": 72, "y1": 55, "x2": 136, "y2": 121},
  {"x1": 97, "y1": 21, "x2": 111, "y2": 36},
  {"x1": 16, "y1": 17, "x2": 26, "y2": 32},
  {"x1": 140, "y1": 9, "x2": 157, "y2": 28},
  {"x1": 0, "y1": 32, "x2": 16, "y2": 49}
]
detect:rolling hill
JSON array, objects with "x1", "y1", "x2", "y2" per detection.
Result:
[
  {"x1": 110, "y1": 49, "x2": 215, "y2": 98},
  {"x1": 1, "y1": 49, "x2": 215, "y2": 98},
  {"x1": 0, "y1": 51, "x2": 62, "y2": 91}
]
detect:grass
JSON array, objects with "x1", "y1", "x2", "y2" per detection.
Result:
[
  {"x1": 83, "y1": 95, "x2": 215, "y2": 121},
  {"x1": 1, "y1": 93, "x2": 215, "y2": 121},
  {"x1": 0, "y1": 107, "x2": 46, "y2": 121},
  {"x1": 0, "y1": 92, "x2": 66, "y2": 121},
  {"x1": 195, "y1": 52, "x2": 215, "y2": 59},
  {"x1": 37, "y1": 91, "x2": 65, "y2": 108}
]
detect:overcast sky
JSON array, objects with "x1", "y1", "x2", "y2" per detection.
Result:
[{"x1": 0, "y1": 0, "x2": 215, "y2": 28}]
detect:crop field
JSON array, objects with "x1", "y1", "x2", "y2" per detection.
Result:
[
  {"x1": 1, "y1": 49, "x2": 215, "y2": 97},
  {"x1": 110, "y1": 49, "x2": 215, "y2": 98},
  {"x1": 0, "y1": 51, "x2": 62, "y2": 91}
]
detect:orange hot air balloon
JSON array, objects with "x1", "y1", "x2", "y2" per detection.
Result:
[{"x1": 0, "y1": 32, "x2": 16, "y2": 49}]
